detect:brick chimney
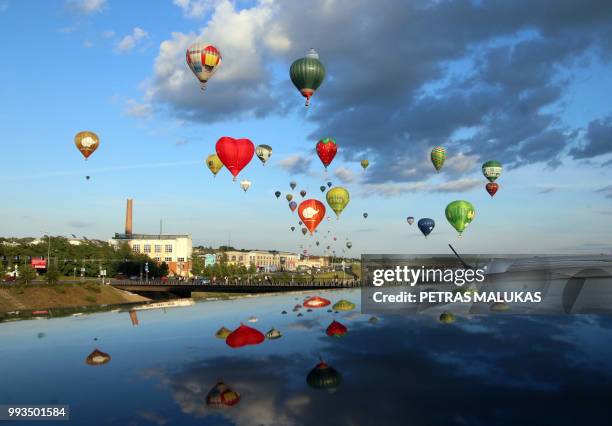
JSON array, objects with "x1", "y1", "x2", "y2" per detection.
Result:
[{"x1": 125, "y1": 199, "x2": 133, "y2": 235}]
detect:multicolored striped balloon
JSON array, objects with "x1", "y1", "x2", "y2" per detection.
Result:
[
  {"x1": 431, "y1": 147, "x2": 446, "y2": 172},
  {"x1": 186, "y1": 43, "x2": 222, "y2": 90}
]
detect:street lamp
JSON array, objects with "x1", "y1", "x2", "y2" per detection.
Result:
[{"x1": 46, "y1": 232, "x2": 51, "y2": 269}]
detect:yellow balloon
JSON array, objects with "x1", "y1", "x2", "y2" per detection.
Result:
[
  {"x1": 326, "y1": 187, "x2": 350, "y2": 218},
  {"x1": 206, "y1": 154, "x2": 224, "y2": 176},
  {"x1": 360, "y1": 159, "x2": 369, "y2": 170}
]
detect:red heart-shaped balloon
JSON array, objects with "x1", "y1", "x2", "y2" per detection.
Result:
[
  {"x1": 226, "y1": 324, "x2": 265, "y2": 348},
  {"x1": 216, "y1": 137, "x2": 255, "y2": 179},
  {"x1": 298, "y1": 199, "x2": 326, "y2": 234}
]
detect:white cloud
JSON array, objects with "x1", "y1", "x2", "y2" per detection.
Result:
[
  {"x1": 278, "y1": 154, "x2": 311, "y2": 175},
  {"x1": 445, "y1": 152, "x2": 479, "y2": 173},
  {"x1": 334, "y1": 166, "x2": 357, "y2": 184},
  {"x1": 361, "y1": 181, "x2": 429, "y2": 197},
  {"x1": 102, "y1": 30, "x2": 115, "y2": 38},
  {"x1": 82, "y1": 40, "x2": 94, "y2": 48},
  {"x1": 173, "y1": 0, "x2": 219, "y2": 19},
  {"x1": 144, "y1": 0, "x2": 290, "y2": 122},
  {"x1": 115, "y1": 27, "x2": 148, "y2": 53},
  {"x1": 435, "y1": 178, "x2": 481, "y2": 193},
  {"x1": 361, "y1": 178, "x2": 480, "y2": 197},
  {"x1": 124, "y1": 99, "x2": 153, "y2": 118},
  {"x1": 67, "y1": 0, "x2": 106, "y2": 14}
]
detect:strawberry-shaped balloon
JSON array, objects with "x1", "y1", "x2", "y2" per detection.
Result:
[
  {"x1": 316, "y1": 137, "x2": 337, "y2": 170},
  {"x1": 298, "y1": 199, "x2": 326, "y2": 234},
  {"x1": 215, "y1": 137, "x2": 255, "y2": 181}
]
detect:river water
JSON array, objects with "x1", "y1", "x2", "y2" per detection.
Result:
[{"x1": 1, "y1": 288, "x2": 612, "y2": 425}]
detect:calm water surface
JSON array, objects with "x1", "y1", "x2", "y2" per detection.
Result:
[{"x1": 2, "y1": 289, "x2": 612, "y2": 425}]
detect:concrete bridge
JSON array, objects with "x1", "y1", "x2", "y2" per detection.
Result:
[{"x1": 111, "y1": 278, "x2": 360, "y2": 298}]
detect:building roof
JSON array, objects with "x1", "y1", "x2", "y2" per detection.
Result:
[{"x1": 113, "y1": 233, "x2": 191, "y2": 240}]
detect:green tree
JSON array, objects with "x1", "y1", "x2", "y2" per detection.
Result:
[
  {"x1": 191, "y1": 255, "x2": 204, "y2": 276},
  {"x1": 18, "y1": 264, "x2": 37, "y2": 284},
  {"x1": 45, "y1": 263, "x2": 62, "y2": 285},
  {"x1": 159, "y1": 262, "x2": 169, "y2": 277}
]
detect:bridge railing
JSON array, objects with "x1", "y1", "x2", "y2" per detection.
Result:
[{"x1": 112, "y1": 278, "x2": 361, "y2": 288}]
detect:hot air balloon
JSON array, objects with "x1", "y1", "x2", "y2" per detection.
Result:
[
  {"x1": 266, "y1": 327, "x2": 282, "y2": 339},
  {"x1": 316, "y1": 137, "x2": 337, "y2": 170},
  {"x1": 303, "y1": 296, "x2": 331, "y2": 308},
  {"x1": 486, "y1": 182, "x2": 499, "y2": 197},
  {"x1": 332, "y1": 299, "x2": 355, "y2": 311},
  {"x1": 290, "y1": 48, "x2": 326, "y2": 107},
  {"x1": 320, "y1": 186, "x2": 326, "y2": 193},
  {"x1": 346, "y1": 242, "x2": 352, "y2": 249},
  {"x1": 407, "y1": 216, "x2": 414, "y2": 226},
  {"x1": 430, "y1": 147, "x2": 446, "y2": 172},
  {"x1": 445, "y1": 200, "x2": 475, "y2": 236},
  {"x1": 363, "y1": 212, "x2": 368, "y2": 219},
  {"x1": 300, "y1": 190, "x2": 307, "y2": 198},
  {"x1": 417, "y1": 218, "x2": 435, "y2": 238},
  {"x1": 255, "y1": 144, "x2": 272, "y2": 165},
  {"x1": 206, "y1": 153, "x2": 224, "y2": 177},
  {"x1": 316, "y1": 241, "x2": 320, "y2": 246},
  {"x1": 301, "y1": 227, "x2": 308, "y2": 235},
  {"x1": 290, "y1": 181, "x2": 297, "y2": 190},
  {"x1": 286, "y1": 194, "x2": 293, "y2": 202},
  {"x1": 289, "y1": 201, "x2": 297, "y2": 212},
  {"x1": 439, "y1": 311, "x2": 455, "y2": 324},
  {"x1": 482, "y1": 160, "x2": 502, "y2": 182},
  {"x1": 307, "y1": 360, "x2": 341, "y2": 390},
  {"x1": 361, "y1": 159, "x2": 369, "y2": 170},
  {"x1": 326, "y1": 187, "x2": 349, "y2": 219},
  {"x1": 240, "y1": 179, "x2": 251, "y2": 192},
  {"x1": 215, "y1": 326, "x2": 232, "y2": 339},
  {"x1": 215, "y1": 137, "x2": 254, "y2": 181},
  {"x1": 275, "y1": 191, "x2": 281, "y2": 198},
  {"x1": 186, "y1": 43, "x2": 221, "y2": 90},
  {"x1": 298, "y1": 221, "x2": 303, "y2": 225},
  {"x1": 225, "y1": 324, "x2": 265, "y2": 348},
  {"x1": 326, "y1": 320, "x2": 348, "y2": 337},
  {"x1": 298, "y1": 199, "x2": 326, "y2": 234},
  {"x1": 291, "y1": 226, "x2": 295, "y2": 232},
  {"x1": 85, "y1": 348, "x2": 111, "y2": 366},
  {"x1": 206, "y1": 382, "x2": 240, "y2": 408},
  {"x1": 85, "y1": 176, "x2": 90, "y2": 180},
  {"x1": 327, "y1": 181, "x2": 332, "y2": 188},
  {"x1": 74, "y1": 131, "x2": 99, "y2": 160}
]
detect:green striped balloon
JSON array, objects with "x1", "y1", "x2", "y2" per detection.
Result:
[
  {"x1": 482, "y1": 160, "x2": 502, "y2": 182},
  {"x1": 431, "y1": 147, "x2": 446, "y2": 172},
  {"x1": 445, "y1": 200, "x2": 475, "y2": 236},
  {"x1": 290, "y1": 49, "x2": 326, "y2": 106}
]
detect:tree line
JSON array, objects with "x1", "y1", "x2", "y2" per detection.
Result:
[{"x1": 0, "y1": 237, "x2": 169, "y2": 282}]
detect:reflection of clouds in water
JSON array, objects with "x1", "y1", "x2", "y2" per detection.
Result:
[
  {"x1": 149, "y1": 355, "x2": 313, "y2": 426},
  {"x1": 287, "y1": 319, "x2": 321, "y2": 331},
  {"x1": 145, "y1": 314, "x2": 612, "y2": 425},
  {"x1": 139, "y1": 410, "x2": 169, "y2": 425}
]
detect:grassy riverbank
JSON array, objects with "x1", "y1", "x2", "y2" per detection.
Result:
[{"x1": 0, "y1": 282, "x2": 149, "y2": 313}]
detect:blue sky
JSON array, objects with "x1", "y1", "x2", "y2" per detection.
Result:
[{"x1": 0, "y1": 0, "x2": 611, "y2": 255}]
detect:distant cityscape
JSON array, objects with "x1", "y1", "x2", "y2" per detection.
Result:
[{"x1": 1, "y1": 199, "x2": 341, "y2": 279}]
